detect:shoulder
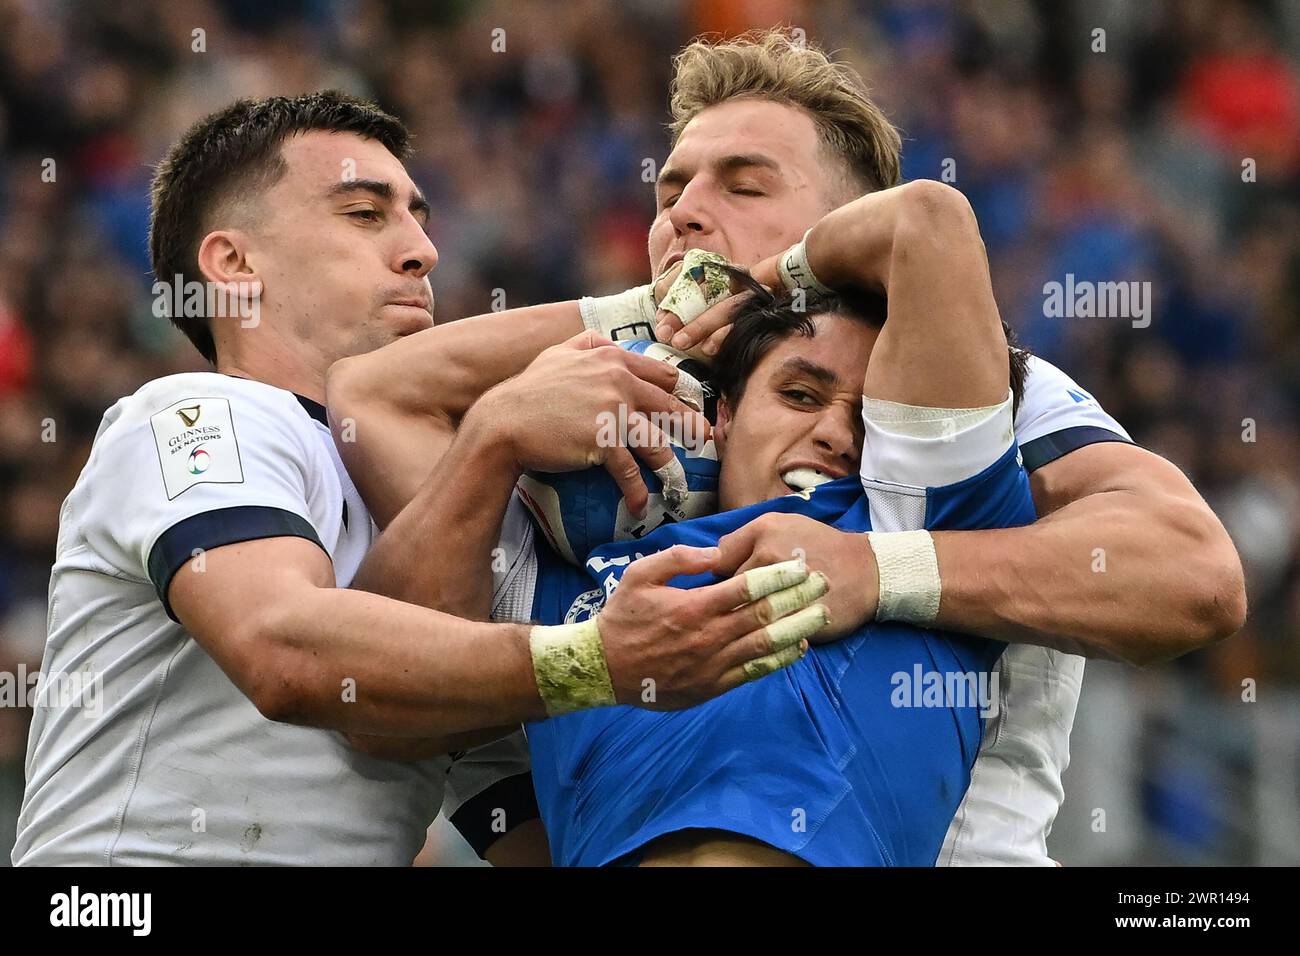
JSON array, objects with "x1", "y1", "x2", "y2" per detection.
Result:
[
  {"x1": 96, "y1": 374, "x2": 317, "y2": 451},
  {"x1": 114, "y1": 373, "x2": 310, "y2": 424},
  {"x1": 1013, "y1": 355, "x2": 1133, "y2": 471},
  {"x1": 86, "y1": 374, "x2": 327, "y2": 498},
  {"x1": 1017, "y1": 355, "x2": 1095, "y2": 412}
]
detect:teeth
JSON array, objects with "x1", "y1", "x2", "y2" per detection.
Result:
[{"x1": 782, "y1": 468, "x2": 832, "y2": 492}]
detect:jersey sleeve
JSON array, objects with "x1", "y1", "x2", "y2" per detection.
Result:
[
  {"x1": 87, "y1": 377, "x2": 331, "y2": 620},
  {"x1": 442, "y1": 729, "x2": 540, "y2": 859},
  {"x1": 1013, "y1": 355, "x2": 1132, "y2": 472},
  {"x1": 859, "y1": 392, "x2": 1036, "y2": 533},
  {"x1": 491, "y1": 492, "x2": 540, "y2": 623}
]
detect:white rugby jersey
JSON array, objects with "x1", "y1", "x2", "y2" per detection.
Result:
[
  {"x1": 940, "y1": 355, "x2": 1130, "y2": 867},
  {"x1": 491, "y1": 354, "x2": 1132, "y2": 866},
  {"x1": 12, "y1": 373, "x2": 529, "y2": 866}
]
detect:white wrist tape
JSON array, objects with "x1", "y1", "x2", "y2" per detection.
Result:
[
  {"x1": 775, "y1": 228, "x2": 833, "y2": 295},
  {"x1": 578, "y1": 285, "x2": 657, "y2": 342},
  {"x1": 529, "y1": 619, "x2": 618, "y2": 716},
  {"x1": 867, "y1": 529, "x2": 941, "y2": 625}
]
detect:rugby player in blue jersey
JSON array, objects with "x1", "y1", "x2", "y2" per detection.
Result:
[{"x1": 338, "y1": 175, "x2": 1034, "y2": 865}]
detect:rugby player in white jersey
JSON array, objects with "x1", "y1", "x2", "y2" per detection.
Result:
[
  {"x1": 330, "y1": 32, "x2": 1246, "y2": 865},
  {"x1": 11, "y1": 91, "x2": 828, "y2": 866}
]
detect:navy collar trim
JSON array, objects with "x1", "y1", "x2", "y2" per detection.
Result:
[
  {"x1": 219, "y1": 372, "x2": 328, "y2": 427},
  {"x1": 294, "y1": 394, "x2": 329, "y2": 427}
]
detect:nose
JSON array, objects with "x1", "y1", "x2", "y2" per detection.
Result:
[
  {"x1": 395, "y1": 216, "x2": 438, "y2": 279},
  {"x1": 668, "y1": 178, "x2": 716, "y2": 238},
  {"x1": 810, "y1": 401, "x2": 863, "y2": 468}
]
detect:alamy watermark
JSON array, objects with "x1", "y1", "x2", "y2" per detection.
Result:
[
  {"x1": 890, "y1": 664, "x2": 1000, "y2": 718},
  {"x1": 152, "y1": 275, "x2": 261, "y2": 329},
  {"x1": 1043, "y1": 273, "x2": 1151, "y2": 328},
  {"x1": 596, "y1": 404, "x2": 710, "y2": 453},
  {"x1": 0, "y1": 664, "x2": 103, "y2": 717}
]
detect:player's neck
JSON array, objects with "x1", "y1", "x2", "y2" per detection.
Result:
[{"x1": 216, "y1": 347, "x2": 327, "y2": 406}]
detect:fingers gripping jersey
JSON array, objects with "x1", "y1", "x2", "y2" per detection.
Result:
[{"x1": 524, "y1": 412, "x2": 1036, "y2": 867}]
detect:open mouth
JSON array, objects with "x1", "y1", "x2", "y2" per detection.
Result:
[{"x1": 781, "y1": 467, "x2": 835, "y2": 493}]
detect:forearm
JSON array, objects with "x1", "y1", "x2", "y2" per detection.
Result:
[
  {"x1": 328, "y1": 302, "x2": 581, "y2": 526},
  {"x1": 350, "y1": 396, "x2": 522, "y2": 619},
  {"x1": 804, "y1": 185, "x2": 909, "y2": 293},
  {"x1": 806, "y1": 180, "x2": 979, "y2": 293},
  {"x1": 808, "y1": 180, "x2": 1007, "y2": 409},
  {"x1": 932, "y1": 488, "x2": 1245, "y2": 665},
  {"x1": 345, "y1": 726, "x2": 515, "y2": 760},
  {"x1": 333, "y1": 301, "x2": 583, "y2": 426},
  {"x1": 255, "y1": 588, "x2": 546, "y2": 735}
]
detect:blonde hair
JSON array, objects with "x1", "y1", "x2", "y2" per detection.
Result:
[{"x1": 669, "y1": 30, "x2": 902, "y2": 199}]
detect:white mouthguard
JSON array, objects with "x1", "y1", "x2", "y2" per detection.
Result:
[{"x1": 781, "y1": 468, "x2": 833, "y2": 492}]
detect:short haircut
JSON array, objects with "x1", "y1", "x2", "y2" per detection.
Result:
[
  {"x1": 713, "y1": 289, "x2": 1030, "y2": 414},
  {"x1": 669, "y1": 29, "x2": 902, "y2": 201},
  {"x1": 148, "y1": 90, "x2": 410, "y2": 363}
]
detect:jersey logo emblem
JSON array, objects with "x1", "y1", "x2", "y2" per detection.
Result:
[
  {"x1": 564, "y1": 588, "x2": 607, "y2": 624},
  {"x1": 151, "y1": 397, "x2": 244, "y2": 499}
]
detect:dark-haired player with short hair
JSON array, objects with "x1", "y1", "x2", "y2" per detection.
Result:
[{"x1": 12, "y1": 91, "x2": 822, "y2": 866}]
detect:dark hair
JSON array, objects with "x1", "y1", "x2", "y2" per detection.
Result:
[
  {"x1": 148, "y1": 90, "x2": 411, "y2": 363},
  {"x1": 713, "y1": 287, "x2": 1030, "y2": 414}
]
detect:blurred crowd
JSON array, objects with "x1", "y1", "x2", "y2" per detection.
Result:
[{"x1": 0, "y1": 0, "x2": 1296, "y2": 864}]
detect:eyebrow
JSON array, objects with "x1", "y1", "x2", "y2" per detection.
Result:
[
  {"x1": 328, "y1": 178, "x2": 431, "y2": 224},
  {"x1": 656, "y1": 153, "x2": 782, "y2": 191},
  {"x1": 775, "y1": 355, "x2": 839, "y2": 390}
]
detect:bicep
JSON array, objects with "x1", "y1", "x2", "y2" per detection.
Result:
[
  {"x1": 336, "y1": 399, "x2": 455, "y2": 528},
  {"x1": 1029, "y1": 440, "x2": 1204, "y2": 517},
  {"x1": 168, "y1": 535, "x2": 334, "y2": 692}
]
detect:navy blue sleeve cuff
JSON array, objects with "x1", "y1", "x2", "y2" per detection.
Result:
[
  {"x1": 147, "y1": 505, "x2": 325, "y2": 622},
  {"x1": 1020, "y1": 426, "x2": 1132, "y2": 473},
  {"x1": 448, "y1": 771, "x2": 541, "y2": 860}
]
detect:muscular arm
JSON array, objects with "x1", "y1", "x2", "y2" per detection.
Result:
[
  {"x1": 933, "y1": 440, "x2": 1246, "y2": 665},
  {"x1": 728, "y1": 181, "x2": 1247, "y2": 663},
  {"x1": 168, "y1": 536, "x2": 546, "y2": 737},
  {"x1": 808, "y1": 179, "x2": 1008, "y2": 409},
  {"x1": 324, "y1": 314, "x2": 576, "y2": 759},
  {"x1": 348, "y1": 390, "x2": 522, "y2": 621},
  {"x1": 808, "y1": 181, "x2": 1246, "y2": 661},
  {"x1": 328, "y1": 302, "x2": 583, "y2": 527}
]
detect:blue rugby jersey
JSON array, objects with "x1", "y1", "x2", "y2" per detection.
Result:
[{"x1": 525, "y1": 440, "x2": 1035, "y2": 867}]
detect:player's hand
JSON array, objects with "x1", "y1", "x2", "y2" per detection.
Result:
[
  {"x1": 715, "y1": 513, "x2": 877, "y2": 642},
  {"x1": 597, "y1": 544, "x2": 830, "y2": 709},
  {"x1": 651, "y1": 258, "x2": 757, "y2": 359},
  {"x1": 477, "y1": 330, "x2": 710, "y2": 518},
  {"x1": 659, "y1": 291, "x2": 751, "y2": 359},
  {"x1": 746, "y1": 252, "x2": 783, "y2": 293}
]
